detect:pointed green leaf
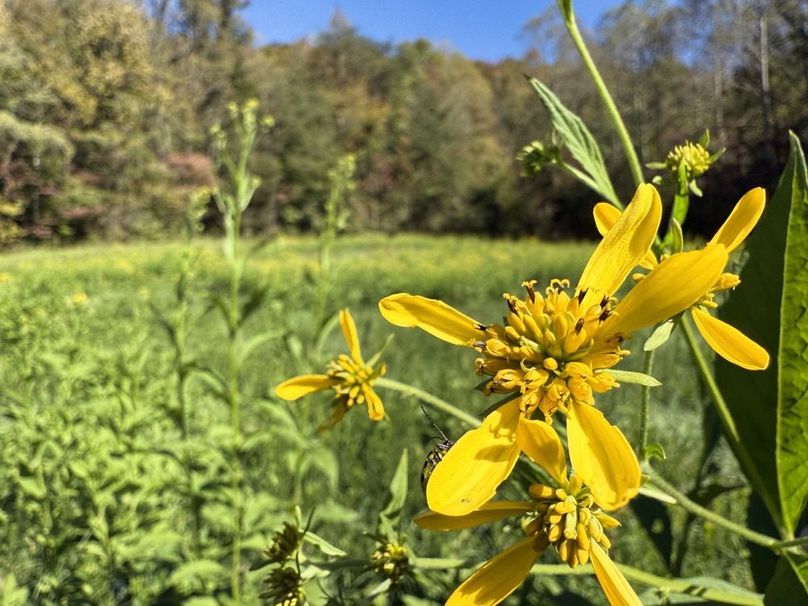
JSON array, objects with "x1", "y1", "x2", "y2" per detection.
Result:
[
  {"x1": 304, "y1": 531, "x2": 347, "y2": 557},
  {"x1": 669, "y1": 218, "x2": 684, "y2": 254},
  {"x1": 775, "y1": 134, "x2": 808, "y2": 536},
  {"x1": 644, "y1": 319, "x2": 677, "y2": 352},
  {"x1": 643, "y1": 442, "x2": 666, "y2": 462},
  {"x1": 715, "y1": 133, "x2": 808, "y2": 534},
  {"x1": 601, "y1": 368, "x2": 662, "y2": 387},
  {"x1": 527, "y1": 77, "x2": 619, "y2": 206},
  {"x1": 378, "y1": 449, "x2": 408, "y2": 537}
]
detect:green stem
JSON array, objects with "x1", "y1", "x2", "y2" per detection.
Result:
[
  {"x1": 375, "y1": 377, "x2": 481, "y2": 428},
  {"x1": 771, "y1": 536, "x2": 808, "y2": 550},
  {"x1": 638, "y1": 349, "x2": 654, "y2": 458},
  {"x1": 648, "y1": 474, "x2": 780, "y2": 550},
  {"x1": 559, "y1": 1, "x2": 644, "y2": 188},
  {"x1": 227, "y1": 213, "x2": 243, "y2": 604}
]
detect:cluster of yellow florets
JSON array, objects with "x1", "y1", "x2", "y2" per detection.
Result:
[
  {"x1": 473, "y1": 279, "x2": 625, "y2": 418},
  {"x1": 525, "y1": 476, "x2": 620, "y2": 568}
]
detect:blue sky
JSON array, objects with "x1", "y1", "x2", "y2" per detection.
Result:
[{"x1": 242, "y1": 1, "x2": 621, "y2": 62}]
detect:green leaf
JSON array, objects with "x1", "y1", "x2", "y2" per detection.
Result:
[
  {"x1": 0, "y1": 575, "x2": 29, "y2": 606},
  {"x1": 304, "y1": 531, "x2": 347, "y2": 557},
  {"x1": 643, "y1": 442, "x2": 666, "y2": 462},
  {"x1": 378, "y1": 449, "x2": 408, "y2": 537},
  {"x1": 764, "y1": 554, "x2": 808, "y2": 605},
  {"x1": 775, "y1": 134, "x2": 808, "y2": 537},
  {"x1": 602, "y1": 369, "x2": 662, "y2": 387},
  {"x1": 314, "y1": 311, "x2": 341, "y2": 358},
  {"x1": 638, "y1": 575, "x2": 764, "y2": 605},
  {"x1": 698, "y1": 129, "x2": 711, "y2": 148},
  {"x1": 669, "y1": 218, "x2": 684, "y2": 253},
  {"x1": 715, "y1": 133, "x2": 808, "y2": 533},
  {"x1": 644, "y1": 319, "x2": 677, "y2": 352},
  {"x1": 527, "y1": 77, "x2": 619, "y2": 206},
  {"x1": 366, "y1": 333, "x2": 394, "y2": 369}
]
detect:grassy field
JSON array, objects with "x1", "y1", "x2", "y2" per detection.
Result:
[{"x1": 0, "y1": 234, "x2": 756, "y2": 604}]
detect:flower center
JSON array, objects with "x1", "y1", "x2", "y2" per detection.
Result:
[
  {"x1": 474, "y1": 280, "x2": 626, "y2": 417},
  {"x1": 525, "y1": 477, "x2": 619, "y2": 568},
  {"x1": 326, "y1": 354, "x2": 385, "y2": 409},
  {"x1": 371, "y1": 542, "x2": 410, "y2": 582}
]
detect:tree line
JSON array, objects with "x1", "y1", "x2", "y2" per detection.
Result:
[{"x1": 0, "y1": 0, "x2": 805, "y2": 242}]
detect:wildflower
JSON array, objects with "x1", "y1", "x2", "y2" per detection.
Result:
[
  {"x1": 593, "y1": 187, "x2": 769, "y2": 370},
  {"x1": 371, "y1": 542, "x2": 410, "y2": 583},
  {"x1": 518, "y1": 140, "x2": 561, "y2": 175},
  {"x1": 70, "y1": 292, "x2": 88, "y2": 305},
  {"x1": 275, "y1": 309, "x2": 386, "y2": 428},
  {"x1": 665, "y1": 141, "x2": 712, "y2": 180},
  {"x1": 266, "y1": 522, "x2": 302, "y2": 564},
  {"x1": 415, "y1": 420, "x2": 640, "y2": 606},
  {"x1": 261, "y1": 567, "x2": 305, "y2": 606},
  {"x1": 379, "y1": 184, "x2": 727, "y2": 516}
]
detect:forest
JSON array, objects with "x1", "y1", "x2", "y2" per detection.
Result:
[{"x1": 1, "y1": 0, "x2": 806, "y2": 242}]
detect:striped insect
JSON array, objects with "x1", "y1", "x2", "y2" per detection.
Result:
[{"x1": 419, "y1": 407, "x2": 455, "y2": 493}]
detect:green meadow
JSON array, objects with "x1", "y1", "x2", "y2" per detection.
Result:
[{"x1": 0, "y1": 235, "x2": 756, "y2": 604}]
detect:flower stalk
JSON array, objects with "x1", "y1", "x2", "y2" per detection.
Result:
[
  {"x1": 211, "y1": 100, "x2": 272, "y2": 602},
  {"x1": 638, "y1": 349, "x2": 654, "y2": 458},
  {"x1": 557, "y1": 0, "x2": 644, "y2": 187}
]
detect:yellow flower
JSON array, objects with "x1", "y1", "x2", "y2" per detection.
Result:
[
  {"x1": 275, "y1": 309, "x2": 386, "y2": 428},
  {"x1": 415, "y1": 421, "x2": 640, "y2": 606},
  {"x1": 666, "y1": 141, "x2": 712, "y2": 180},
  {"x1": 379, "y1": 184, "x2": 727, "y2": 516},
  {"x1": 70, "y1": 292, "x2": 89, "y2": 305},
  {"x1": 593, "y1": 187, "x2": 769, "y2": 370}
]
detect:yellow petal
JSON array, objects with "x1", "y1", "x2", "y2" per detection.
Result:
[
  {"x1": 339, "y1": 308, "x2": 362, "y2": 361},
  {"x1": 414, "y1": 501, "x2": 535, "y2": 531},
  {"x1": 603, "y1": 245, "x2": 729, "y2": 337},
  {"x1": 691, "y1": 308, "x2": 769, "y2": 370},
  {"x1": 447, "y1": 536, "x2": 540, "y2": 606},
  {"x1": 578, "y1": 184, "x2": 662, "y2": 298},
  {"x1": 364, "y1": 387, "x2": 386, "y2": 420},
  {"x1": 275, "y1": 374, "x2": 332, "y2": 400},
  {"x1": 427, "y1": 400, "x2": 522, "y2": 516},
  {"x1": 590, "y1": 543, "x2": 642, "y2": 606},
  {"x1": 593, "y1": 202, "x2": 658, "y2": 270},
  {"x1": 378, "y1": 294, "x2": 486, "y2": 346},
  {"x1": 566, "y1": 402, "x2": 640, "y2": 510},
  {"x1": 516, "y1": 418, "x2": 567, "y2": 484},
  {"x1": 709, "y1": 187, "x2": 765, "y2": 252}
]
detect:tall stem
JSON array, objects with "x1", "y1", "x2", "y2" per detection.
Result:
[
  {"x1": 638, "y1": 350, "x2": 654, "y2": 457},
  {"x1": 559, "y1": 1, "x2": 644, "y2": 187},
  {"x1": 227, "y1": 210, "x2": 243, "y2": 604}
]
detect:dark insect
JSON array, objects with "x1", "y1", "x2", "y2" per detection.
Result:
[{"x1": 419, "y1": 407, "x2": 455, "y2": 493}]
